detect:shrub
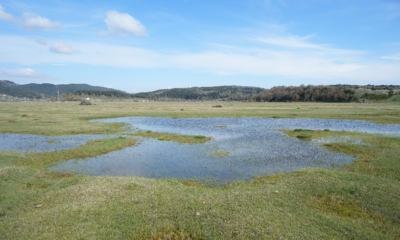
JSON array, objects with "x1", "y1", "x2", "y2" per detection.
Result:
[
  {"x1": 194, "y1": 136, "x2": 206, "y2": 139},
  {"x1": 297, "y1": 134, "x2": 312, "y2": 139},
  {"x1": 294, "y1": 129, "x2": 312, "y2": 132}
]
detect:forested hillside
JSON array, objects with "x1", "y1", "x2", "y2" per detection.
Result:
[
  {"x1": 252, "y1": 85, "x2": 355, "y2": 102},
  {"x1": 0, "y1": 80, "x2": 121, "y2": 98},
  {"x1": 63, "y1": 86, "x2": 265, "y2": 101},
  {"x1": 132, "y1": 86, "x2": 265, "y2": 101},
  {"x1": 63, "y1": 90, "x2": 131, "y2": 99}
]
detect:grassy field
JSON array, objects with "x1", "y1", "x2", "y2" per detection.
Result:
[
  {"x1": 0, "y1": 101, "x2": 400, "y2": 239},
  {"x1": 0, "y1": 100, "x2": 399, "y2": 135}
]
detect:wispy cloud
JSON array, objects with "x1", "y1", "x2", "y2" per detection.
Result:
[
  {"x1": 27, "y1": 35, "x2": 48, "y2": 45},
  {"x1": 98, "y1": 11, "x2": 147, "y2": 37},
  {"x1": 22, "y1": 13, "x2": 61, "y2": 31},
  {"x1": 50, "y1": 41, "x2": 76, "y2": 54},
  {"x1": 256, "y1": 35, "x2": 322, "y2": 49},
  {"x1": 382, "y1": 53, "x2": 400, "y2": 60},
  {"x1": 0, "y1": 67, "x2": 53, "y2": 80},
  {"x1": 0, "y1": 5, "x2": 61, "y2": 31}
]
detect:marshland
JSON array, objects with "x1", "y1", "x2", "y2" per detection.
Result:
[{"x1": 1, "y1": 101, "x2": 400, "y2": 239}]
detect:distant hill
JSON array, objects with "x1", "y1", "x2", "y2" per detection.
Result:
[
  {"x1": 64, "y1": 86, "x2": 265, "y2": 101},
  {"x1": 0, "y1": 80, "x2": 122, "y2": 98},
  {"x1": 132, "y1": 86, "x2": 265, "y2": 101}
]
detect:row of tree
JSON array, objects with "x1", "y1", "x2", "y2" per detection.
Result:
[
  {"x1": 65, "y1": 90, "x2": 131, "y2": 98},
  {"x1": 252, "y1": 85, "x2": 355, "y2": 102}
]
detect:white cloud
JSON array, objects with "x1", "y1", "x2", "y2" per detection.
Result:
[
  {"x1": 382, "y1": 53, "x2": 400, "y2": 60},
  {"x1": 257, "y1": 35, "x2": 323, "y2": 49},
  {"x1": 50, "y1": 41, "x2": 76, "y2": 54},
  {"x1": 0, "y1": 5, "x2": 61, "y2": 31},
  {"x1": 0, "y1": 67, "x2": 51, "y2": 79},
  {"x1": 98, "y1": 11, "x2": 147, "y2": 37},
  {"x1": 22, "y1": 13, "x2": 61, "y2": 31},
  {"x1": 0, "y1": 5, "x2": 14, "y2": 21}
]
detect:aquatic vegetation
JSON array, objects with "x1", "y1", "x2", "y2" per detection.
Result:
[
  {"x1": 211, "y1": 151, "x2": 231, "y2": 157},
  {"x1": 297, "y1": 134, "x2": 312, "y2": 139},
  {"x1": 294, "y1": 129, "x2": 312, "y2": 132},
  {"x1": 193, "y1": 135, "x2": 206, "y2": 139},
  {"x1": 47, "y1": 140, "x2": 61, "y2": 144},
  {"x1": 214, "y1": 125, "x2": 227, "y2": 128},
  {"x1": 158, "y1": 136, "x2": 171, "y2": 141},
  {"x1": 130, "y1": 131, "x2": 211, "y2": 144}
]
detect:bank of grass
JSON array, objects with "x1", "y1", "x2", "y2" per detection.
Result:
[
  {"x1": 130, "y1": 131, "x2": 211, "y2": 144},
  {"x1": 1, "y1": 102, "x2": 400, "y2": 239},
  {"x1": 282, "y1": 129, "x2": 363, "y2": 141},
  {"x1": 16, "y1": 137, "x2": 137, "y2": 169}
]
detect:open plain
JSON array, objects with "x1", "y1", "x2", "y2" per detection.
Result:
[{"x1": 1, "y1": 101, "x2": 400, "y2": 239}]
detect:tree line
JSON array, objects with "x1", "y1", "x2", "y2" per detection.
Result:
[{"x1": 252, "y1": 85, "x2": 355, "y2": 102}]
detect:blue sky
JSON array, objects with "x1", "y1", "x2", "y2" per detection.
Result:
[{"x1": 0, "y1": 0, "x2": 399, "y2": 92}]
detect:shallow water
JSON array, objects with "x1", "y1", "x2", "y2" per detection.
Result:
[
  {"x1": 0, "y1": 133, "x2": 110, "y2": 153},
  {"x1": 47, "y1": 117, "x2": 400, "y2": 183}
]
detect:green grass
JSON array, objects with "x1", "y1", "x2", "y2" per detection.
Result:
[
  {"x1": 296, "y1": 134, "x2": 312, "y2": 139},
  {"x1": 0, "y1": 102, "x2": 400, "y2": 239},
  {"x1": 130, "y1": 131, "x2": 211, "y2": 144},
  {"x1": 294, "y1": 128, "x2": 312, "y2": 132}
]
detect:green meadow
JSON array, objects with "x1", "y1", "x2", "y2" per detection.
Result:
[{"x1": 1, "y1": 101, "x2": 400, "y2": 239}]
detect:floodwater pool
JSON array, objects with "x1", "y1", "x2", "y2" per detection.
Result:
[
  {"x1": 44, "y1": 117, "x2": 400, "y2": 183},
  {"x1": 0, "y1": 133, "x2": 110, "y2": 153}
]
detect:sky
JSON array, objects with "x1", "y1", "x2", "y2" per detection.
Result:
[{"x1": 0, "y1": 0, "x2": 399, "y2": 93}]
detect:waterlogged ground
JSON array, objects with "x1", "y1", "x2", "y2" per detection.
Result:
[
  {"x1": 47, "y1": 117, "x2": 400, "y2": 183},
  {"x1": 0, "y1": 133, "x2": 110, "y2": 152}
]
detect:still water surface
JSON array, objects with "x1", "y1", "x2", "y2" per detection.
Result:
[{"x1": 46, "y1": 117, "x2": 400, "y2": 183}]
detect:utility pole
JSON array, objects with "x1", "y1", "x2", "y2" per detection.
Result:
[{"x1": 57, "y1": 90, "x2": 60, "y2": 103}]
